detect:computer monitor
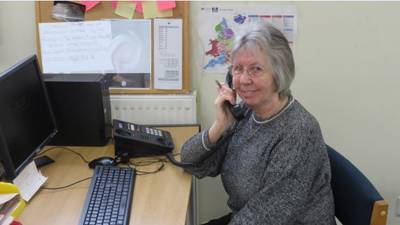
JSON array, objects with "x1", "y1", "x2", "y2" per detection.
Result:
[{"x1": 0, "y1": 55, "x2": 57, "y2": 180}]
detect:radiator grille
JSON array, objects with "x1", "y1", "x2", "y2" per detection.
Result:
[{"x1": 110, "y1": 92, "x2": 197, "y2": 125}]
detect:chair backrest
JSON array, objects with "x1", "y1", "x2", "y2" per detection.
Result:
[{"x1": 326, "y1": 145, "x2": 388, "y2": 225}]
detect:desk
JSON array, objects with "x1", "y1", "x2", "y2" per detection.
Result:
[{"x1": 18, "y1": 126, "x2": 199, "y2": 225}]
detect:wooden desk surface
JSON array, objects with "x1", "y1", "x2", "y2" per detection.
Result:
[{"x1": 18, "y1": 126, "x2": 199, "y2": 225}]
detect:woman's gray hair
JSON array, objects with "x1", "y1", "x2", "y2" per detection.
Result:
[{"x1": 231, "y1": 22, "x2": 295, "y2": 98}]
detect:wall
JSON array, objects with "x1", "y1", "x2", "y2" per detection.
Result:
[
  {"x1": 189, "y1": 2, "x2": 400, "y2": 225},
  {"x1": 0, "y1": 2, "x2": 36, "y2": 71},
  {"x1": 1, "y1": 2, "x2": 399, "y2": 225}
]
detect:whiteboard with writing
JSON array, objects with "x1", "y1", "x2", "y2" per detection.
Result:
[
  {"x1": 39, "y1": 21, "x2": 114, "y2": 73},
  {"x1": 38, "y1": 20, "x2": 151, "y2": 74}
]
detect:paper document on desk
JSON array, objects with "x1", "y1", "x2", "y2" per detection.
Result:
[
  {"x1": 12, "y1": 162, "x2": 47, "y2": 202},
  {"x1": 0, "y1": 194, "x2": 19, "y2": 225},
  {"x1": 0, "y1": 194, "x2": 17, "y2": 205},
  {"x1": 0, "y1": 216, "x2": 13, "y2": 225}
]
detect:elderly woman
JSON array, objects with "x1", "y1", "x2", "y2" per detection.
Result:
[{"x1": 181, "y1": 23, "x2": 336, "y2": 225}]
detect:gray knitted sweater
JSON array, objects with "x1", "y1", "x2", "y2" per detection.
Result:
[{"x1": 181, "y1": 99, "x2": 336, "y2": 225}]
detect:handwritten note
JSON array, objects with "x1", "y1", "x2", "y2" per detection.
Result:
[
  {"x1": 39, "y1": 20, "x2": 151, "y2": 74},
  {"x1": 39, "y1": 21, "x2": 113, "y2": 73}
]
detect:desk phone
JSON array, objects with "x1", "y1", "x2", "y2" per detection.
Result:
[{"x1": 113, "y1": 119, "x2": 174, "y2": 161}]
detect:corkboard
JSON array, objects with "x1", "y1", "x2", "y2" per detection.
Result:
[{"x1": 35, "y1": 1, "x2": 190, "y2": 94}]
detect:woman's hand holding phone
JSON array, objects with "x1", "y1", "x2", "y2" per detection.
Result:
[{"x1": 208, "y1": 80, "x2": 236, "y2": 144}]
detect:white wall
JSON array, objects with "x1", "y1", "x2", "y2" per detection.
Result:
[
  {"x1": 1, "y1": 2, "x2": 399, "y2": 225},
  {"x1": 189, "y1": 2, "x2": 400, "y2": 225},
  {"x1": 0, "y1": 2, "x2": 36, "y2": 71}
]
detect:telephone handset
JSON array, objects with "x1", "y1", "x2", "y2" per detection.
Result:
[{"x1": 215, "y1": 70, "x2": 245, "y2": 121}]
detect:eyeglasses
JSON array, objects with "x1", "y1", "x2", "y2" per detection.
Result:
[{"x1": 231, "y1": 64, "x2": 266, "y2": 78}]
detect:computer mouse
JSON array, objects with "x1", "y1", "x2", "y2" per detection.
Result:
[{"x1": 88, "y1": 156, "x2": 116, "y2": 169}]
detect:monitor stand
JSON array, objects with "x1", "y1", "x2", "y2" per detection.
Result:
[{"x1": 34, "y1": 155, "x2": 55, "y2": 168}]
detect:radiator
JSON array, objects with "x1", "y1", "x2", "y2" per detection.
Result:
[{"x1": 110, "y1": 92, "x2": 197, "y2": 125}]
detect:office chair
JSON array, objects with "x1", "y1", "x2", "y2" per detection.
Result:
[{"x1": 326, "y1": 145, "x2": 388, "y2": 225}]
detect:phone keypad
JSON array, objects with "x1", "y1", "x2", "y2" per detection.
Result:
[
  {"x1": 118, "y1": 121, "x2": 165, "y2": 138},
  {"x1": 144, "y1": 127, "x2": 163, "y2": 137}
]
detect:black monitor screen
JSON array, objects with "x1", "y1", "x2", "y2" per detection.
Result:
[{"x1": 0, "y1": 55, "x2": 57, "y2": 180}]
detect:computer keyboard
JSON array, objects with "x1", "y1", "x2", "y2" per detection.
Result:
[{"x1": 78, "y1": 166, "x2": 136, "y2": 225}]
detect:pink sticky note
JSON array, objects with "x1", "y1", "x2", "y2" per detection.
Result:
[
  {"x1": 80, "y1": 1, "x2": 100, "y2": 12},
  {"x1": 134, "y1": 0, "x2": 143, "y2": 13},
  {"x1": 157, "y1": 0, "x2": 176, "y2": 11},
  {"x1": 111, "y1": 1, "x2": 118, "y2": 9}
]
